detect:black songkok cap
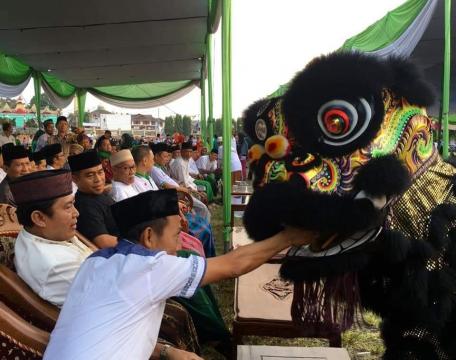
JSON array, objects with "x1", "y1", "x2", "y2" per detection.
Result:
[
  {"x1": 42, "y1": 143, "x2": 62, "y2": 158},
  {"x1": 31, "y1": 150, "x2": 46, "y2": 162},
  {"x1": 111, "y1": 190, "x2": 179, "y2": 237},
  {"x1": 68, "y1": 150, "x2": 101, "y2": 172},
  {"x1": 151, "y1": 142, "x2": 168, "y2": 154},
  {"x1": 210, "y1": 147, "x2": 218, "y2": 154},
  {"x1": 10, "y1": 169, "x2": 73, "y2": 205},
  {"x1": 170, "y1": 144, "x2": 181, "y2": 152},
  {"x1": 2, "y1": 144, "x2": 28, "y2": 162},
  {"x1": 181, "y1": 142, "x2": 193, "y2": 151}
]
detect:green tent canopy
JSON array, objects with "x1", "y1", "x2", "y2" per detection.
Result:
[
  {"x1": 0, "y1": 0, "x2": 221, "y2": 108},
  {"x1": 268, "y1": 0, "x2": 454, "y2": 117}
]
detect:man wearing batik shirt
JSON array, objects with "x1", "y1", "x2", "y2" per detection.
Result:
[
  {"x1": 11, "y1": 170, "x2": 92, "y2": 307},
  {"x1": 44, "y1": 190, "x2": 315, "y2": 360}
]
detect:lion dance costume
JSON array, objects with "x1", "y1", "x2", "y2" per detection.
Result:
[{"x1": 243, "y1": 52, "x2": 456, "y2": 359}]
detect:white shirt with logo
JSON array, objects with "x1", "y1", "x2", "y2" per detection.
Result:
[{"x1": 43, "y1": 239, "x2": 206, "y2": 360}]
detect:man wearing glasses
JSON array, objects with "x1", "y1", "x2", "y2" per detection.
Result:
[{"x1": 110, "y1": 149, "x2": 140, "y2": 202}]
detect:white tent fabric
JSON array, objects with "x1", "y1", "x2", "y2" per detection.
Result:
[
  {"x1": 89, "y1": 80, "x2": 199, "y2": 109},
  {"x1": 41, "y1": 79, "x2": 75, "y2": 109},
  {"x1": 368, "y1": 0, "x2": 439, "y2": 58},
  {"x1": 0, "y1": 76, "x2": 31, "y2": 97}
]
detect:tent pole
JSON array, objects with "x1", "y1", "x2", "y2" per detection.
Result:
[
  {"x1": 32, "y1": 72, "x2": 41, "y2": 125},
  {"x1": 76, "y1": 89, "x2": 87, "y2": 128},
  {"x1": 200, "y1": 75, "x2": 207, "y2": 144},
  {"x1": 207, "y1": 34, "x2": 214, "y2": 147},
  {"x1": 442, "y1": 0, "x2": 452, "y2": 159},
  {"x1": 222, "y1": 0, "x2": 232, "y2": 252}
]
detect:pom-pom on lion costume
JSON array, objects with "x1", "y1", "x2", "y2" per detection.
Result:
[{"x1": 242, "y1": 52, "x2": 456, "y2": 359}]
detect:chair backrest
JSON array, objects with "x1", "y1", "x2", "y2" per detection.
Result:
[
  {"x1": 0, "y1": 301, "x2": 49, "y2": 358},
  {"x1": 0, "y1": 265, "x2": 59, "y2": 331},
  {"x1": 75, "y1": 230, "x2": 99, "y2": 251},
  {"x1": 0, "y1": 203, "x2": 21, "y2": 236}
]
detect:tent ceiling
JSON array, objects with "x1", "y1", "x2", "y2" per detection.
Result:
[
  {"x1": 410, "y1": 0, "x2": 456, "y2": 114},
  {"x1": 0, "y1": 0, "x2": 210, "y2": 87}
]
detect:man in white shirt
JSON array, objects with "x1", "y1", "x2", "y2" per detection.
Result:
[
  {"x1": 11, "y1": 169, "x2": 92, "y2": 307},
  {"x1": 44, "y1": 189, "x2": 316, "y2": 360},
  {"x1": 170, "y1": 142, "x2": 198, "y2": 191},
  {"x1": 196, "y1": 148, "x2": 219, "y2": 196},
  {"x1": 131, "y1": 145, "x2": 158, "y2": 193},
  {"x1": 188, "y1": 146, "x2": 214, "y2": 202},
  {"x1": 0, "y1": 122, "x2": 15, "y2": 147},
  {"x1": 169, "y1": 144, "x2": 180, "y2": 167},
  {"x1": 110, "y1": 149, "x2": 140, "y2": 202},
  {"x1": 152, "y1": 143, "x2": 210, "y2": 220}
]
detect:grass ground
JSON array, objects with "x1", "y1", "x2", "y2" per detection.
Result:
[{"x1": 201, "y1": 203, "x2": 384, "y2": 359}]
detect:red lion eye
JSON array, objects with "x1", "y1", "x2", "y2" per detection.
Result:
[{"x1": 323, "y1": 109, "x2": 350, "y2": 135}]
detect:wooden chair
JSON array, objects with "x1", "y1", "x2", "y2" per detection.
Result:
[
  {"x1": 0, "y1": 265, "x2": 59, "y2": 332},
  {"x1": 0, "y1": 301, "x2": 49, "y2": 358},
  {"x1": 231, "y1": 227, "x2": 342, "y2": 357},
  {"x1": 0, "y1": 204, "x2": 95, "y2": 333}
]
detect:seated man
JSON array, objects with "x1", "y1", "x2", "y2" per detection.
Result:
[
  {"x1": 110, "y1": 149, "x2": 139, "y2": 202},
  {"x1": 69, "y1": 150, "x2": 119, "y2": 248},
  {"x1": 11, "y1": 170, "x2": 92, "y2": 307},
  {"x1": 151, "y1": 143, "x2": 210, "y2": 220},
  {"x1": 131, "y1": 145, "x2": 158, "y2": 193},
  {"x1": 43, "y1": 143, "x2": 66, "y2": 170},
  {"x1": 170, "y1": 142, "x2": 208, "y2": 202},
  {"x1": 151, "y1": 143, "x2": 216, "y2": 257},
  {"x1": 30, "y1": 149, "x2": 47, "y2": 172},
  {"x1": 70, "y1": 150, "x2": 202, "y2": 354},
  {"x1": 44, "y1": 190, "x2": 315, "y2": 359},
  {"x1": 0, "y1": 145, "x2": 30, "y2": 206},
  {"x1": 188, "y1": 146, "x2": 214, "y2": 202}
]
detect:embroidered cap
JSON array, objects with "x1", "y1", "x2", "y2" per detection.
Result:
[
  {"x1": 10, "y1": 169, "x2": 73, "y2": 205},
  {"x1": 110, "y1": 149, "x2": 134, "y2": 167}
]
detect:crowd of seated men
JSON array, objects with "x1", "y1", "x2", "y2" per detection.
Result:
[{"x1": 0, "y1": 117, "x2": 314, "y2": 359}]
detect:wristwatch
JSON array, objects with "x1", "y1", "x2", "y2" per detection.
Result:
[{"x1": 159, "y1": 344, "x2": 171, "y2": 359}]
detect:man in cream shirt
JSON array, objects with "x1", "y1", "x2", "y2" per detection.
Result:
[{"x1": 11, "y1": 169, "x2": 92, "y2": 307}]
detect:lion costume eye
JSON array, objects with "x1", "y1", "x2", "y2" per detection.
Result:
[{"x1": 317, "y1": 97, "x2": 373, "y2": 146}]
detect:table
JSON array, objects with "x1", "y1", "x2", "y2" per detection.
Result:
[{"x1": 237, "y1": 345, "x2": 351, "y2": 360}]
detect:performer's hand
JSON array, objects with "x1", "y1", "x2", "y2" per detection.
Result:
[
  {"x1": 167, "y1": 347, "x2": 204, "y2": 360},
  {"x1": 282, "y1": 226, "x2": 319, "y2": 247}
]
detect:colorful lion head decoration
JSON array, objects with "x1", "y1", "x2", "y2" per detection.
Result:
[{"x1": 243, "y1": 52, "x2": 456, "y2": 359}]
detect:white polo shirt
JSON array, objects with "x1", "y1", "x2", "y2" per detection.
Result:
[
  {"x1": 44, "y1": 239, "x2": 206, "y2": 360},
  {"x1": 14, "y1": 229, "x2": 92, "y2": 307},
  {"x1": 111, "y1": 180, "x2": 140, "y2": 202},
  {"x1": 132, "y1": 174, "x2": 159, "y2": 193}
]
